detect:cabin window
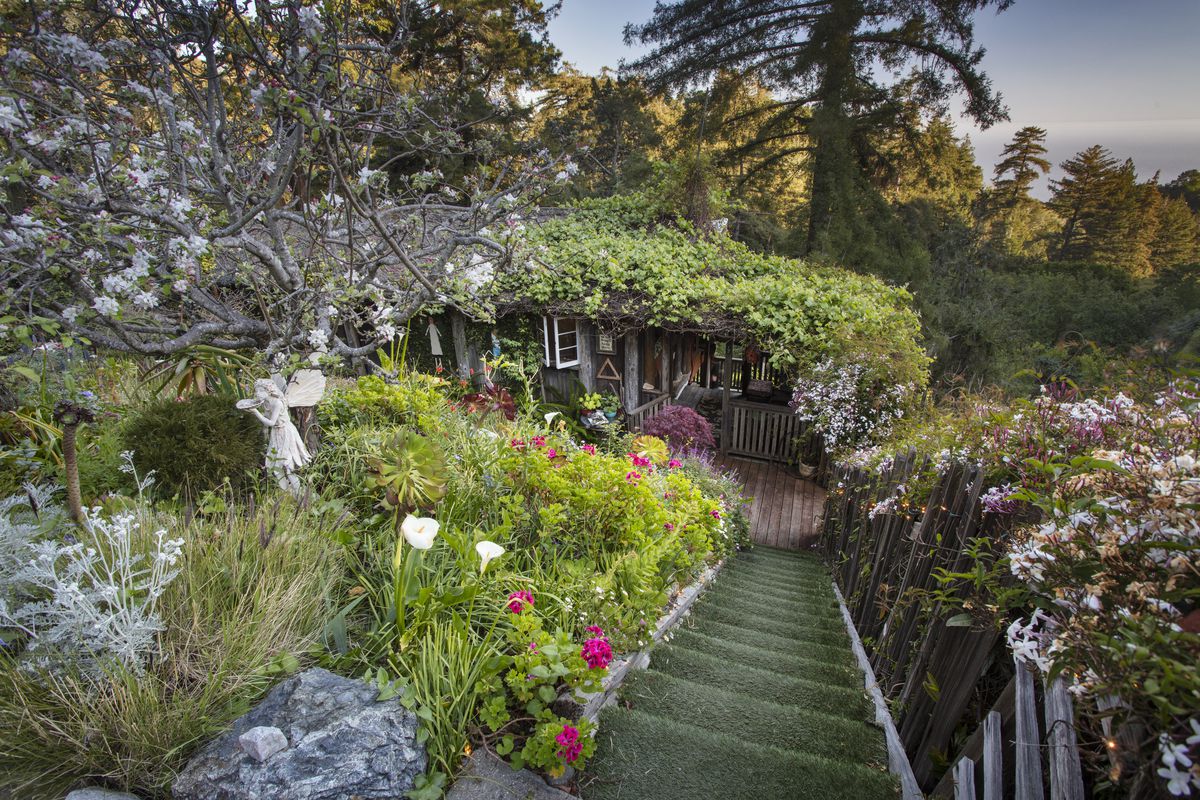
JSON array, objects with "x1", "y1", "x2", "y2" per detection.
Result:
[{"x1": 541, "y1": 316, "x2": 580, "y2": 369}]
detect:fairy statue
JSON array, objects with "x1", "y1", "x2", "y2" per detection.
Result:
[{"x1": 236, "y1": 370, "x2": 325, "y2": 494}]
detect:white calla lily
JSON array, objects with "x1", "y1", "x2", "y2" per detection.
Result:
[
  {"x1": 476, "y1": 540, "x2": 505, "y2": 574},
  {"x1": 544, "y1": 411, "x2": 560, "y2": 425},
  {"x1": 400, "y1": 515, "x2": 440, "y2": 550}
]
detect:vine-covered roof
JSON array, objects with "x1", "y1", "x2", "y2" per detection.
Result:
[{"x1": 493, "y1": 194, "x2": 930, "y2": 388}]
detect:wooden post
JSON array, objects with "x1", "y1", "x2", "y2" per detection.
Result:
[
  {"x1": 720, "y1": 342, "x2": 732, "y2": 455},
  {"x1": 1015, "y1": 659, "x2": 1045, "y2": 800},
  {"x1": 1045, "y1": 677, "x2": 1085, "y2": 800},
  {"x1": 578, "y1": 320, "x2": 595, "y2": 392},
  {"x1": 450, "y1": 311, "x2": 470, "y2": 381},
  {"x1": 953, "y1": 757, "x2": 976, "y2": 800},
  {"x1": 983, "y1": 710, "x2": 1003, "y2": 800},
  {"x1": 622, "y1": 330, "x2": 639, "y2": 412}
]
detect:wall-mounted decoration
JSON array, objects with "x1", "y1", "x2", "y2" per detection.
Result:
[
  {"x1": 596, "y1": 357, "x2": 621, "y2": 382},
  {"x1": 597, "y1": 333, "x2": 615, "y2": 354}
]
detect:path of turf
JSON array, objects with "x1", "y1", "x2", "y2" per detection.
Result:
[{"x1": 584, "y1": 546, "x2": 897, "y2": 800}]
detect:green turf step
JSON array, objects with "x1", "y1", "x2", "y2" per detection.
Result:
[
  {"x1": 721, "y1": 564, "x2": 834, "y2": 589},
  {"x1": 619, "y1": 669, "x2": 888, "y2": 766},
  {"x1": 586, "y1": 709, "x2": 898, "y2": 800},
  {"x1": 703, "y1": 581, "x2": 842, "y2": 615},
  {"x1": 695, "y1": 604, "x2": 852, "y2": 646},
  {"x1": 649, "y1": 645, "x2": 871, "y2": 720},
  {"x1": 709, "y1": 572, "x2": 837, "y2": 601},
  {"x1": 692, "y1": 593, "x2": 846, "y2": 632},
  {"x1": 731, "y1": 556, "x2": 828, "y2": 576},
  {"x1": 711, "y1": 576, "x2": 840, "y2": 607},
  {"x1": 686, "y1": 617, "x2": 857, "y2": 666},
  {"x1": 668, "y1": 629, "x2": 860, "y2": 685}
]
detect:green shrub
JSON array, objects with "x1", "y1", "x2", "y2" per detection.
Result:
[{"x1": 121, "y1": 395, "x2": 264, "y2": 497}]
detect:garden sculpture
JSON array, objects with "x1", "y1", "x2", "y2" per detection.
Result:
[{"x1": 237, "y1": 371, "x2": 326, "y2": 494}]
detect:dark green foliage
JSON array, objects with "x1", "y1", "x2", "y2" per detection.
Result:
[
  {"x1": 122, "y1": 395, "x2": 264, "y2": 498},
  {"x1": 991, "y1": 126, "x2": 1051, "y2": 207}
]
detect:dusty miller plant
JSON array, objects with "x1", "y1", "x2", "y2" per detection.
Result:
[{"x1": 0, "y1": 489, "x2": 184, "y2": 677}]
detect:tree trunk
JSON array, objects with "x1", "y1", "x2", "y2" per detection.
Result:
[
  {"x1": 805, "y1": 0, "x2": 861, "y2": 252},
  {"x1": 62, "y1": 422, "x2": 84, "y2": 525}
]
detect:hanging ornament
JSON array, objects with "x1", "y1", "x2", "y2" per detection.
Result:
[{"x1": 427, "y1": 318, "x2": 443, "y2": 357}]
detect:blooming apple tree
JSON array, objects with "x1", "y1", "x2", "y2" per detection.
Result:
[{"x1": 0, "y1": 0, "x2": 565, "y2": 357}]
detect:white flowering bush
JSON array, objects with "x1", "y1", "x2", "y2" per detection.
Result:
[
  {"x1": 0, "y1": 493, "x2": 183, "y2": 677},
  {"x1": 790, "y1": 359, "x2": 913, "y2": 451}
]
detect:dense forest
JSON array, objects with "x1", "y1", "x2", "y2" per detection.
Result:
[{"x1": 524, "y1": 3, "x2": 1200, "y2": 394}]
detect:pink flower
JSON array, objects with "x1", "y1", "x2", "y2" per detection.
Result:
[
  {"x1": 585, "y1": 625, "x2": 605, "y2": 636},
  {"x1": 668, "y1": 459, "x2": 682, "y2": 468},
  {"x1": 625, "y1": 470, "x2": 642, "y2": 485},
  {"x1": 546, "y1": 448, "x2": 558, "y2": 459},
  {"x1": 710, "y1": 509, "x2": 721, "y2": 520},
  {"x1": 556, "y1": 725, "x2": 582, "y2": 763},
  {"x1": 581, "y1": 635, "x2": 613, "y2": 670},
  {"x1": 529, "y1": 641, "x2": 538, "y2": 651},
  {"x1": 663, "y1": 492, "x2": 674, "y2": 499},
  {"x1": 664, "y1": 522, "x2": 674, "y2": 531},
  {"x1": 531, "y1": 435, "x2": 546, "y2": 447},
  {"x1": 510, "y1": 438, "x2": 526, "y2": 449},
  {"x1": 581, "y1": 444, "x2": 596, "y2": 455},
  {"x1": 506, "y1": 590, "x2": 534, "y2": 614},
  {"x1": 629, "y1": 453, "x2": 652, "y2": 468}
]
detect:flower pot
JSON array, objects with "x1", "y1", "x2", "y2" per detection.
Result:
[{"x1": 604, "y1": 411, "x2": 617, "y2": 421}]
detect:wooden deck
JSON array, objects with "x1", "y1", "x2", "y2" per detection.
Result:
[{"x1": 717, "y1": 455, "x2": 827, "y2": 550}]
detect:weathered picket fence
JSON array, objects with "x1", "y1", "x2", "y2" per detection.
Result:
[{"x1": 821, "y1": 453, "x2": 1088, "y2": 798}]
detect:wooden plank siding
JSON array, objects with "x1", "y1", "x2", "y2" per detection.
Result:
[{"x1": 716, "y1": 455, "x2": 826, "y2": 550}]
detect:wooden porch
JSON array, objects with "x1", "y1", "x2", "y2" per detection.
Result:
[{"x1": 716, "y1": 455, "x2": 826, "y2": 551}]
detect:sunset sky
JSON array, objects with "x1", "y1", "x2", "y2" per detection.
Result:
[{"x1": 547, "y1": 0, "x2": 1200, "y2": 196}]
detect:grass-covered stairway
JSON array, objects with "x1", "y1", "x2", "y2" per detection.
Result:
[{"x1": 583, "y1": 547, "x2": 898, "y2": 800}]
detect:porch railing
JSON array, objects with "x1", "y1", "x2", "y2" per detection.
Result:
[
  {"x1": 627, "y1": 393, "x2": 673, "y2": 431},
  {"x1": 726, "y1": 400, "x2": 808, "y2": 463}
]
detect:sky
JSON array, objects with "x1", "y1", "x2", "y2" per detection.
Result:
[{"x1": 546, "y1": 0, "x2": 1200, "y2": 198}]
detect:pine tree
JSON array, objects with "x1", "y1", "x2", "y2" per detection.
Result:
[
  {"x1": 1050, "y1": 146, "x2": 1123, "y2": 262},
  {"x1": 993, "y1": 126, "x2": 1051, "y2": 207},
  {"x1": 1151, "y1": 194, "x2": 1200, "y2": 270},
  {"x1": 623, "y1": 0, "x2": 1011, "y2": 279}
]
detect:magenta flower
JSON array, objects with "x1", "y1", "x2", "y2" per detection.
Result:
[
  {"x1": 585, "y1": 625, "x2": 605, "y2": 636},
  {"x1": 506, "y1": 590, "x2": 534, "y2": 614},
  {"x1": 629, "y1": 453, "x2": 652, "y2": 468},
  {"x1": 668, "y1": 458, "x2": 682, "y2": 469},
  {"x1": 529, "y1": 641, "x2": 538, "y2": 651},
  {"x1": 625, "y1": 470, "x2": 642, "y2": 485},
  {"x1": 581, "y1": 634, "x2": 613, "y2": 670},
  {"x1": 531, "y1": 435, "x2": 546, "y2": 447},
  {"x1": 510, "y1": 438, "x2": 526, "y2": 449},
  {"x1": 581, "y1": 443, "x2": 596, "y2": 455},
  {"x1": 555, "y1": 724, "x2": 582, "y2": 763},
  {"x1": 710, "y1": 509, "x2": 721, "y2": 519},
  {"x1": 546, "y1": 448, "x2": 558, "y2": 459}
]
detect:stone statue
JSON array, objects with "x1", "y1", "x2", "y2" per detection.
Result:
[{"x1": 237, "y1": 370, "x2": 325, "y2": 494}]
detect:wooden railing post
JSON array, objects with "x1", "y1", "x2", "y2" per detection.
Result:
[{"x1": 1044, "y1": 676, "x2": 1085, "y2": 800}]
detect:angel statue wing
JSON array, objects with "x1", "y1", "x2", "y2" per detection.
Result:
[{"x1": 285, "y1": 369, "x2": 326, "y2": 408}]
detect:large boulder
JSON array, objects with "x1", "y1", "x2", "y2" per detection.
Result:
[{"x1": 173, "y1": 667, "x2": 425, "y2": 800}]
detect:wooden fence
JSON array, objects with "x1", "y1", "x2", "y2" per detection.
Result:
[
  {"x1": 821, "y1": 453, "x2": 1088, "y2": 798},
  {"x1": 725, "y1": 399, "x2": 814, "y2": 463},
  {"x1": 626, "y1": 393, "x2": 673, "y2": 431}
]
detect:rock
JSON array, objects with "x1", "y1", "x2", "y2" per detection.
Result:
[
  {"x1": 445, "y1": 751, "x2": 572, "y2": 800},
  {"x1": 173, "y1": 667, "x2": 425, "y2": 800},
  {"x1": 239, "y1": 725, "x2": 288, "y2": 762},
  {"x1": 65, "y1": 790, "x2": 141, "y2": 800}
]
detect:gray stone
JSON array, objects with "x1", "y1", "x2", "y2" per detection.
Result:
[
  {"x1": 445, "y1": 751, "x2": 572, "y2": 800},
  {"x1": 238, "y1": 725, "x2": 288, "y2": 762},
  {"x1": 65, "y1": 790, "x2": 141, "y2": 800},
  {"x1": 173, "y1": 668, "x2": 425, "y2": 800}
]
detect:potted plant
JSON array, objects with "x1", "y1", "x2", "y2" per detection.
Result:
[
  {"x1": 579, "y1": 392, "x2": 603, "y2": 417},
  {"x1": 601, "y1": 392, "x2": 621, "y2": 421}
]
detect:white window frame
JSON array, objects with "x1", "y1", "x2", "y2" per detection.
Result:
[
  {"x1": 553, "y1": 317, "x2": 580, "y2": 368},
  {"x1": 542, "y1": 315, "x2": 551, "y2": 367}
]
